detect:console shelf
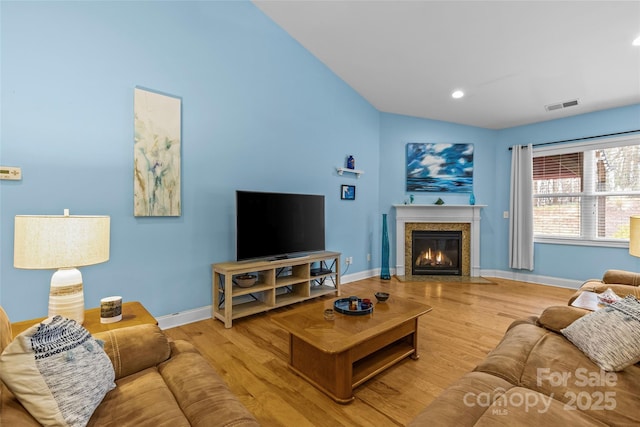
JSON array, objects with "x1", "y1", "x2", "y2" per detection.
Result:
[{"x1": 212, "y1": 251, "x2": 341, "y2": 328}]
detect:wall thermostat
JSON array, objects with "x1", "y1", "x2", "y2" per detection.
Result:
[{"x1": 0, "y1": 166, "x2": 22, "y2": 180}]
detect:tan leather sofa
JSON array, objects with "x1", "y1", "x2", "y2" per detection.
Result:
[
  {"x1": 0, "y1": 306, "x2": 259, "y2": 427},
  {"x1": 409, "y1": 273, "x2": 640, "y2": 426}
]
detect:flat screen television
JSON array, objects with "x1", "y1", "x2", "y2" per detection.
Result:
[{"x1": 236, "y1": 190, "x2": 325, "y2": 261}]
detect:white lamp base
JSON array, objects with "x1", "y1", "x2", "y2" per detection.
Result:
[{"x1": 49, "y1": 268, "x2": 85, "y2": 324}]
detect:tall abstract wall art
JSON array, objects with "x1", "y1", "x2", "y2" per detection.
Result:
[
  {"x1": 134, "y1": 88, "x2": 181, "y2": 217},
  {"x1": 406, "y1": 143, "x2": 474, "y2": 192}
]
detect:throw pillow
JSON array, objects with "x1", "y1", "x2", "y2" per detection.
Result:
[
  {"x1": 561, "y1": 295, "x2": 640, "y2": 371},
  {"x1": 0, "y1": 315, "x2": 115, "y2": 426}
]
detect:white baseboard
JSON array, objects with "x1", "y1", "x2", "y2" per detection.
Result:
[
  {"x1": 157, "y1": 268, "x2": 582, "y2": 329},
  {"x1": 341, "y1": 268, "x2": 379, "y2": 284},
  {"x1": 480, "y1": 269, "x2": 583, "y2": 289},
  {"x1": 157, "y1": 306, "x2": 212, "y2": 330}
]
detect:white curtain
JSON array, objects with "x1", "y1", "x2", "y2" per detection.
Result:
[{"x1": 509, "y1": 144, "x2": 534, "y2": 270}]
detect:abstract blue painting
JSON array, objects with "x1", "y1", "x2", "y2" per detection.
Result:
[{"x1": 406, "y1": 143, "x2": 474, "y2": 192}]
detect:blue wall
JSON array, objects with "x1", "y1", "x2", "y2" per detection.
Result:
[
  {"x1": 0, "y1": 1, "x2": 380, "y2": 321},
  {"x1": 2, "y1": 1, "x2": 639, "y2": 322},
  {"x1": 378, "y1": 113, "x2": 500, "y2": 271},
  {"x1": 377, "y1": 105, "x2": 640, "y2": 280}
]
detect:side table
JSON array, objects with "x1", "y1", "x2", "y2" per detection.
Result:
[{"x1": 11, "y1": 301, "x2": 157, "y2": 336}]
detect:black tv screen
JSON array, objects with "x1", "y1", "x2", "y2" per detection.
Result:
[{"x1": 236, "y1": 191, "x2": 325, "y2": 261}]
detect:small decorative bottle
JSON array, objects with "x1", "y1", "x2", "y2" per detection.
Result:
[
  {"x1": 469, "y1": 192, "x2": 476, "y2": 205},
  {"x1": 347, "y1": 155, "x2": 355, "y2": 169}
]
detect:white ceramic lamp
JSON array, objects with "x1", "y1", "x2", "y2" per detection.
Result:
[{"x1": 14, "y1": 209, "x2": 110, "y2": 324}]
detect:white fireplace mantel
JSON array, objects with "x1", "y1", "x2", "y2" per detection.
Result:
[{"x1": 393, "y1": 204, "x2": 486, "y2": 277}]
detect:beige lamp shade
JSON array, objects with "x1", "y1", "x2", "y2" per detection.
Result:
[
  {"x1": 14, "y1": 214, "x2": 110, "y2": 269},
  {"x1": 630, "y1": 216, "x2": 640, "y2": 258},
  {"x1": 13, "y1": 211, "x2": 110, "y2": 324}
]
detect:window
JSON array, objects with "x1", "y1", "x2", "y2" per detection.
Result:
[{"x1": 532, "y1": 136, "x2": 640, "y2": 246}]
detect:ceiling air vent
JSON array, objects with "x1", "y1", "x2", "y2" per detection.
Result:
[{"x1": 545, "y1": 99, "x2": 580, "y2": 112}]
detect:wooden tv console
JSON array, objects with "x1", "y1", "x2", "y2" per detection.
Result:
[{"x1": 212, "y1": 251, "x2": 341, "y2": 328}]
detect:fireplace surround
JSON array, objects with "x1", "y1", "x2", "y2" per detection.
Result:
[{"x1": 393, "y1": 204, "x2": 485, "y2": 278}]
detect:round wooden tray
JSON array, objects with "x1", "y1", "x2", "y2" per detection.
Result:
[{"x1": 333, "y1": 298, "x2": 374, "y2": 315}]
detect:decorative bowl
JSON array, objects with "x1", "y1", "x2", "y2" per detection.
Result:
[
  {"x1": 374, "y1": 292, "x2": 389, "y2": 302},
  {"x1": 235, "y1": 274, "x2": 257, "y2": 288}
]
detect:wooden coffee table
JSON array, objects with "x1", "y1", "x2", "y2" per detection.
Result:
[{"x1": 271, "y1": 295, "x2": 432, "y2": 403}]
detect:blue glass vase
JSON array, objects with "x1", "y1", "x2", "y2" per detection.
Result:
[
  {"x1": 469, "y1": 192, "x2": 476, "y2": 205},
  {"x1": 380, "y1": 213, "x2": 391, "y2": 280},
  {"x1": 347, "y1": 155, "x2": 355, "y2": 169}
]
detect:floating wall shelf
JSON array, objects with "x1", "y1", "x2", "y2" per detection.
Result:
[{"x1": 336, "y1": 167, "x2": 364, "y2": 178}]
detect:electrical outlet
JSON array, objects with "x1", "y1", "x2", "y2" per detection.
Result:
[
  {"x1": 345, "y1": 257, "x2": 353, "y2": 265},
  {"x1": 367, "y1": 253, "x2": 371, "y2": 262},
  {"x1": 503, "y1": 211, "x2": 509, "y2": 219}
]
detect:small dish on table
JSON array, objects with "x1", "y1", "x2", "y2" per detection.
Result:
[{"x1": 374, "y1": 292, "x2": 389, "y2": 302}]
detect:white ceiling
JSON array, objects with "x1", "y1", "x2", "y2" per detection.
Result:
[{"x1": 254, "y1": 1, "x2": 640, "y2": 129}]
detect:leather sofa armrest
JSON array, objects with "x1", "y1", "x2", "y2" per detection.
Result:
[
  {"x1": 536, "y1": 306, "x2": 589, "y2": 333},
  {"x1": 569, "y1": 284, "x2": 640, "y2": 305},
  {"x1": 602, "y1": 269, "x2": 640, "y2": 286},
  {"x1": 506, "y1": 315, "x2": 537, "y2": 331},
  {"x1": 568, "y1": 269, "x2": 640, "y2": 304},
  {"x1": 93, "y1": 324, "x2": 171, "y2": 380},
  {"x1": 568, "y1": 278, "x2": 603, "y2": 304}
]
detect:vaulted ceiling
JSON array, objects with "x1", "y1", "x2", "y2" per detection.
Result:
[{"x1": 254, "y1": 1, "x2": 640, "y2": 129}]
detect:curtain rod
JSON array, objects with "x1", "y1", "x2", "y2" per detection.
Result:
[{"x1": 508, "y1": 129, "x2": 640, "y2": 151}]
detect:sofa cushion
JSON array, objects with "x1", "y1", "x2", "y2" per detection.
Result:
[
  {"x1": 94, "y1": 324, "x2": 171, "y2": 380},
  {"x1": 1, "y1": 383, "x2": 41, "y2": 426},
  {"x1": 0, "y1": 316, "x2": 115, "y2": 427},
  {"x1": 537, "y1": 305, "x2": 589, "y2": 333},
  {"x1": 473, "y1": 321, "x2": 549, "y2": 385},
  {"x1": 561, "y1": 295, "x2": 640, "y2": 371},
  {"x1": 407, "y1": 372, "x2": 515, "y2": 426},
  {"x1": 408, "y1": 371, "x2": 606, "y2": 427},
  {"x1": 476, "y1": 321, "x2": 640, "y2": 426},
  {"x1": 602, "y1": 269, "x2": 640, "y2": 286},
  {"x1": 157, "y1": 340, "x2": 260, "y2": 427},
  {"x1": 88, "y1": 367, "x2": 191, "y2": 426}
]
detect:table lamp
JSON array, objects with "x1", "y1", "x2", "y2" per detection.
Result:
[
  {"x1": 630, "y1": 216, "x2": 640, "y2": 258},
  {"x1": 13, "y1": 209, "x2": 110, "y2": 324}
]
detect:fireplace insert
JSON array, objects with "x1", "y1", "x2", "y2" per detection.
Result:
[{"x1": 412, "y1": 230, "x2": 461, "y2": 275}]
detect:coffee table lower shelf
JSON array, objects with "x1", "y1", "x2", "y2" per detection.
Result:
[
  {"x1": 352, "y1": 339, "x2": 416, "y2": 388},
  {"x1": 287, "y1": 320, "x2": 419, "y2": 404}
]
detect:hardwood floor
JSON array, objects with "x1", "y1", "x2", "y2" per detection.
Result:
[{"x1": 163, "y1": 276, "x2": 576, "y2": 426}]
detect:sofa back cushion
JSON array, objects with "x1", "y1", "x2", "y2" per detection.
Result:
[
  {"x1": 603, "y1": 269, "x2": 640, "y2": 286},
  {"x1": 93, "y1": 324, "x2": 171, "y2": 380}
]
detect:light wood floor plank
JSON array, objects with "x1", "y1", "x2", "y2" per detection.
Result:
[{"x1": 164, "y1": 276, "x2": 575, "y2": 426}]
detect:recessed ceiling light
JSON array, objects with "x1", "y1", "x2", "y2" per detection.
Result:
[
  {"x1": 633, "y1": 35, "x2": 640, "y2": 46},
  {"x1": 451, "y1": 90, "x2": 464, "y2": 99}
]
